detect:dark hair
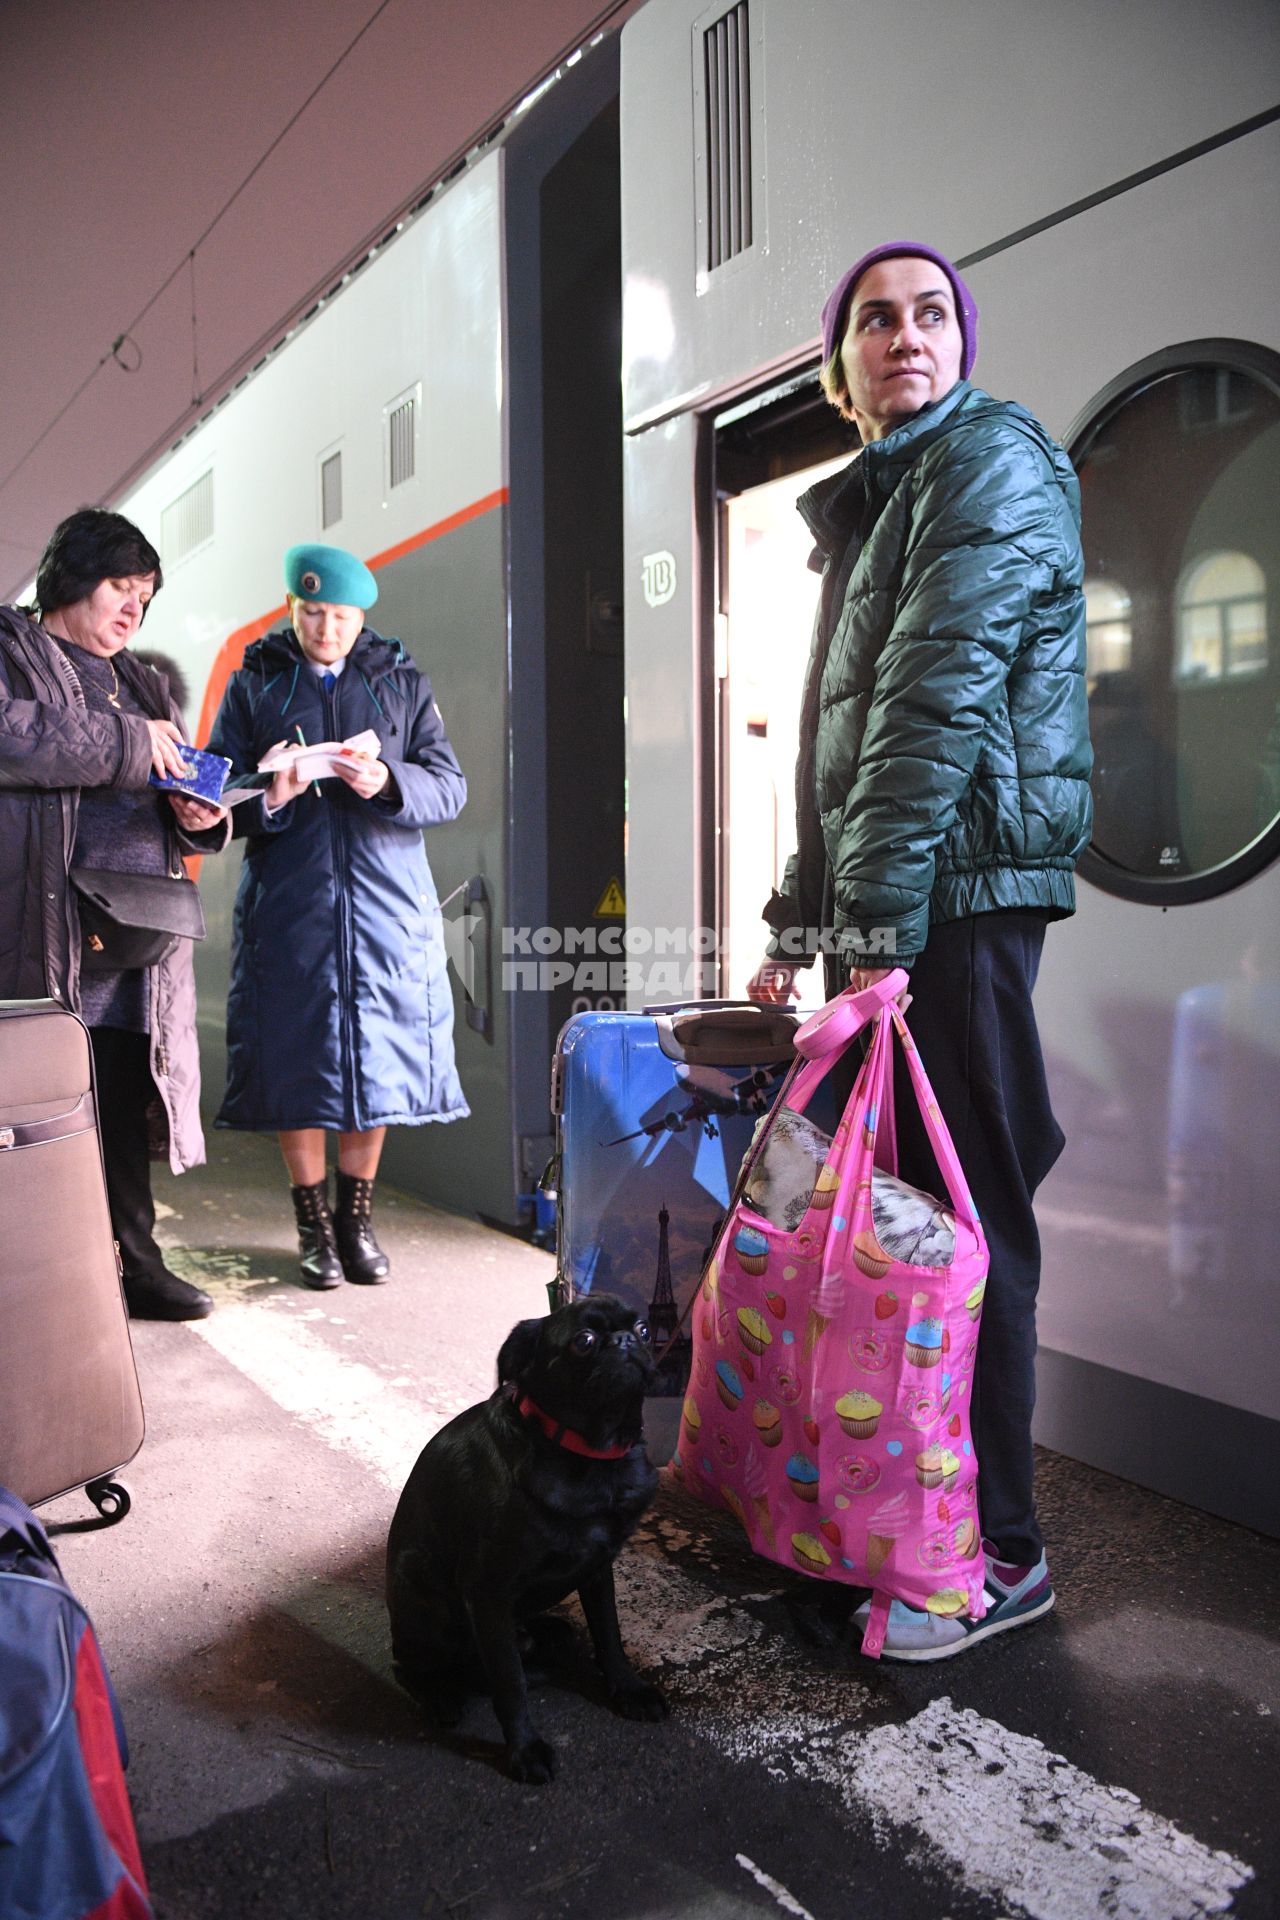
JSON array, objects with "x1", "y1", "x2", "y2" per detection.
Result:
[
  {"x1": 34, "y1": 508, "x2": 163, "y2": 619},
  {"x1": 132, "y1": 648, "x2": 189, "y2": 715}
]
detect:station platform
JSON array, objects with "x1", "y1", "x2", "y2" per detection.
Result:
[{"x1": 45, "y1": 1130, "x2": 1279, "y2": 1920}]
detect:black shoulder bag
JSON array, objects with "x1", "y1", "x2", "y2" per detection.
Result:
[{"x1": 71, "y1": 868, "x2": 206, "y2": 971}]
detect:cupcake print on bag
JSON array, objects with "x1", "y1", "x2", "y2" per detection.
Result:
[
  {"x1": 905, "y1": 1318, "x2": 944, "y2": 1367},
  {"x1": 733, "y1": 1226, "x2": 769, "y2": 1275}
]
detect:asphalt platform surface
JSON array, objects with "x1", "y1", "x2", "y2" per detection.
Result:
[{"x1": 44, "y1": 1129, "x2": 1280, "y2": 1920}]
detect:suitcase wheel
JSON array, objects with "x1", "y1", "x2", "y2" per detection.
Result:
[{"x1": 46, "y1": 1477, "x2": 133, "y2": 1538}]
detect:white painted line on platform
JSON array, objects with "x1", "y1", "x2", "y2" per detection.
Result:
[
  {"x1": 619, "y1": 1538, "x2": 1252, "y2": 1920},
  {"x1": 735, "y1": 1854, "x2": 818, "y2": 1920},
  {"x1": 185, "y1": 1299, "x2": 451, "y2": 1493},
  {"x1": 844, "y1": 1698, "x2": 1251, "y2": 1920}
]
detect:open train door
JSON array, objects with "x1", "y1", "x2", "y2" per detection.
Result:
[{"x1": 712, "y1": 386, "x2": 853, "y2": 1006}]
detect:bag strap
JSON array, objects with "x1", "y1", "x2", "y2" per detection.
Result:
[
  {"x1": 861, "y1": 1588, "x2": 892, "y2": 1660},
  {"x1": 791, "y1": 995, "x2": 982, "y2": 1232},
  {"x1": 0, "y1": 1485, "x2": 58, "y2": 1571},
  {"x1": 651, "y1": 1049, "x2": 809, "y2": 1374},
  {"x1": 875, "y1": 1018, "x2": 898, "y2": 1180},
  {"x1": 888, "y1": 1003, "x2": 981, "y2": 1225}
]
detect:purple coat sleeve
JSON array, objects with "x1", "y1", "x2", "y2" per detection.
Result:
[{"x1": 0, "y1": 681, "x2": 152, "y2": 792}]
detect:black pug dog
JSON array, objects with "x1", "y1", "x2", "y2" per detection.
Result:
[{"x1": 386, "y1": 1294, "x2": 666, "y2": 1783}]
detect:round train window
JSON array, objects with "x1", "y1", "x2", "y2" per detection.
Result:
[{"x1": 1067, "y1": 339, "x2": 1280, "y2": 904}]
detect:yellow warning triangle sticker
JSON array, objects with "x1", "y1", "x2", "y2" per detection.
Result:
[{"x1": 594, "y1": 876, "x2": 626, "y2": 917}]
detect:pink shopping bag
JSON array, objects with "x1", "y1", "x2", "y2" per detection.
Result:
[{"x1": 673, "y1": 971, "x2": 990, "y2": 1658}]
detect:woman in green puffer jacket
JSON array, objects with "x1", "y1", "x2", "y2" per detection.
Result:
[{"x1": 750, "y1": 244, "x2": 1092, "y2": 1662}]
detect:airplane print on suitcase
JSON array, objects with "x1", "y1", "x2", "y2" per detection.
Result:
[
  {"x1": 552, "y1": 1003, "x2": 819, "y2": 1398},
  {"x1": 0, "y1": 1001, "x2": 145, "y2": 1520}
]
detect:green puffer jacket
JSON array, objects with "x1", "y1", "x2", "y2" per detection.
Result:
[{"x1": 764, "y1": 380, "x2": 1092, "y2": 972}]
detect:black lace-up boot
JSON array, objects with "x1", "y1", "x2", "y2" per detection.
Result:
[
  {"x1": 334, "y1": 1172, "x2": 391, "y2": 1284},
  {"x1": 290, "y1": 1180, "x2": 343, "y2": 1290}
]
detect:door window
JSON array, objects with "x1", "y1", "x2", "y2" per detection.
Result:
[{"x1": 1069, "y1": 342, "x2": 1280, "y2": 902}]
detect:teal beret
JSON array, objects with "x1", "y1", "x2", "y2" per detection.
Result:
[{"x1": 284, "y1": 543, "x2": 378, "y2": 610}]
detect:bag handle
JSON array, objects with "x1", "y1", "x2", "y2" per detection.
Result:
[
  {"x1": 788, "y1": 997, "x2": 982, "y2": 1234},
  {"x1": 875, "y1": 1018, "x2": 898, "y2": 1180},
  {"x1": 0, "y1": 1486, "x2": 58, "y2": 1568},
  {"x1": 675, "y1": 1041, "x2": 809, "y2": 1326},
  {"x1": 653, "y1": 1004, "x2": 799, "y2": 1066},
  {"x1": 785, "y1": 969, "x2": 907, "y2": 1116},
  {"x1": 834, "y1": 1005, "x2": 981, "y2": 1229},
  {"x1": 887, "y1": 1003, "x2": 981, "y2": 1227},
  {"x1": 792, "y1": 969, "x2": 910, "y2": 1061},
  {"x1": 649, "y1": 1052, "x2": 808, "y2": 1375}
]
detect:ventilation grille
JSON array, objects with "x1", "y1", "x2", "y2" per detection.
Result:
[
  {"x1": 388, "y1": 395, "x2": 417, "y2": 488},
  {"x1": 160, "y1": 469, "x2": 213, "y2": 565},
  {"x1": 703, "y1": 2, "x2": 752, "y2": 271},
  {"x1": 320, "y1": 450, "x2": 343, "y2": 529}
]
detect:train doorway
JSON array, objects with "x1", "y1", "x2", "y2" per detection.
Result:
[
  {"x1": 505, "y1": 39, "x2": 625, "y2": 1201},
  {"x1": 713, "y1": 380, "x2": 855, "y2": 1005}
]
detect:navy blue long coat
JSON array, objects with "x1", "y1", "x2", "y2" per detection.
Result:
[{"x1": 207, "y1": 627, "x2": 469, "y2": 1132}]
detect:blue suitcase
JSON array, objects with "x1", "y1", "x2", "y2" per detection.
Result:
[{"x1": 551, "y1": 1002, "x2": 814, "y2": 1401}]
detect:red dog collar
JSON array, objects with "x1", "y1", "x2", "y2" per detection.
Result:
[{"x1": 514, "y1": 1392, "x2": 635, "y2": 1460}]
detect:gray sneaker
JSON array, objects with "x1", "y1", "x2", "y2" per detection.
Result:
[{"x1": 854, "y1": 1548, "x2": 1055, "y2": 1662}]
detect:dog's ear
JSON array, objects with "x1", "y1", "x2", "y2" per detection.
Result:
[{"x1": 497, "y1": 1317, "x2": 544, "y2": 1389}]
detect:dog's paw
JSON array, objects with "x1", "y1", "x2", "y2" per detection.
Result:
[
  {"x1": 507, "y1": 1735, "x2": 558, "y2": 1784},
  {"x1": 610, "y1": 1677, "x2": 668, "y2": 1722}
]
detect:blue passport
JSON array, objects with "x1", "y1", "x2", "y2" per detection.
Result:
[{"x1": 150, "y1": 744, "x2": 233, "y2": 805}]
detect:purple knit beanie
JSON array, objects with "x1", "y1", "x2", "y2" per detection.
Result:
[{"x1": 821, "y1": 242, "x2": 978, "y2": 378}]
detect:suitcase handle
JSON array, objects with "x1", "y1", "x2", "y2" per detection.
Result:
[
  {"x1": 653, "y1": 1003, "x2": 798, "y2": 1065},
  {"x1": 0, "y1": 1090, "x2": 96, "y2": 1151},
  {"x1": 642, "y1": 997, "x2": 774, "y2": 1014}
]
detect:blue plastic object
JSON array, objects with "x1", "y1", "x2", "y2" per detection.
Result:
[
  {"x1": 149, "y1": 742, "x2": 232, "y2": 804},
  {"x1": 517, "y1": 1184, "x2": 558, "y2": 1251}
]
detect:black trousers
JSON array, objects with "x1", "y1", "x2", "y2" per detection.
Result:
[
  {"x1": 90, "y1": 1026, "x2": 168, "y2": 1284},
  {"x1": 826, "y1": 911, "x2": 1064, "y2": 1565}
]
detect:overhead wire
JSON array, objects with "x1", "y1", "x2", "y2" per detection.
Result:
[
  {"x1": 189, "y1": 253, "x2": 200, "y2": 407},
  {"x1": 0, "y1": 0, "x2": 397, "y2": 502}
]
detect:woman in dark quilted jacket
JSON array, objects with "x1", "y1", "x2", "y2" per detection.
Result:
[
  {"x1": 749, "y1": 244, "x2": 1092, "y2": 1660},
  {"x1": 0, "y1": 509, "x2": 231, "y2": 1321}
]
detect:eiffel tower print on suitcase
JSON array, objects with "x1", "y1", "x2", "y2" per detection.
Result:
[
  {"x1": 552, "y1": 1002, "x2": 814, "y2": 1398},
  {"x1": 645, "y1": 1203, "x2": 692, "y2": 1394}
]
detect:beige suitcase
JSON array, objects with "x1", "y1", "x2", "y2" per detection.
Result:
[{"x1": 0, "y1": 1001, "x2": 144, "y2": 1526}]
